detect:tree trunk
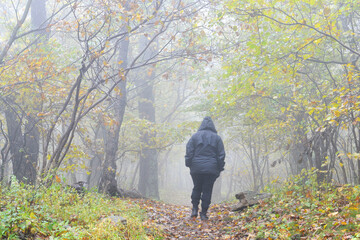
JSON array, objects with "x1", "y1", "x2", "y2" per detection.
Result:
[
  {"x1": 289, "y1": 113, "x2": 308, "y2": 175},
  {"x1": 312, "y1": 130, "x2": 331, "y2": 183},
  {"x1": 88, "y1": 154, "x2": 103, "y2": 189},
  {"x1": 4, "y1": 0, "x2": 46, "y2": 185},
  {"x1": 31, "y1": 0, "x2": 49, "y2": 40},
  {"x1": 137, "y1": 35, "x2": 159, "y2": 199},
  {"x1": 99, "y1": 122, "x2": 122, "y2": 196},
  {"x1": 5, "y1": 109, "x2": 37, "y2": 184},
  {"x1": 0, "y1": 120, "x2": 10, "y2": 183},
  {"x1": 98, "y1": 30, "x2": 129, "y2": 196},
  {"x1": 86, "y1": 123, "x2": 104, "y2": 189}
]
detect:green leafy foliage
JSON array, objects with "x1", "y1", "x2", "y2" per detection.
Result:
[
  {"x1": 199, "y1": 0, "x2": 360, "y2": 187},
  {"x1": 231, "y1": 169, "x2": 360, "y2": 239},
  {"x1": 0, "y1": 177, "x2": 162, "y2": 239}
]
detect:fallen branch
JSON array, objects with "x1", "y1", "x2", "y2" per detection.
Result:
[{"x1": 232, "y1": 191, "x2": 272, "y2": 211}]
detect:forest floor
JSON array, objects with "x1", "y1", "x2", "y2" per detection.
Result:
[
  {"x1": 135, "y1": 175, "x2": 360, "y2": 239},
  {"x1": 2, "y1": 172, "x2": 360, "y2": 239},
  {"x1": 135, "y1": 198, "x2": 246, "y2": 239}
]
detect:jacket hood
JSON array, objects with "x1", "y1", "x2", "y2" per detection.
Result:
[{"x1": 198, "y1": 116, "x2": 217, "y2": 133}]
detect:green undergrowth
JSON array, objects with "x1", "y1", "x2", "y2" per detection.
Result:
[
  {"x1": 237, "y1": 169, "x2": 360, "y2": 239},
  {"x1": 0, "y1": 177, "x2": 163, "y2": 239}
]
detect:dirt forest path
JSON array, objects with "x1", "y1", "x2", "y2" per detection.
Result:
[{"x1": 134, "y1": 199, "x2": 249, "y2": 239}]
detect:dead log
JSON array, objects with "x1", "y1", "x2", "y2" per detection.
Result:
[{"x1": 232, "y1": 191, "x2": 272, "y2": 211}]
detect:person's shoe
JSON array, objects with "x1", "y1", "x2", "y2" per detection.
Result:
[
  {"x1": 190, "y1": 207, "x2": 198, "y2": 218},
  {"x1": 200, "y1": 212, "x2": 208, "y2": 221}
]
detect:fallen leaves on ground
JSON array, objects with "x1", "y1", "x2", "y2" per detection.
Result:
[
  {"x1": 134, "y1": 199, "x2": 250, "y2": 239},
  {"x1": 134, "y1": 175, "x2": 360, "y2": 239}
]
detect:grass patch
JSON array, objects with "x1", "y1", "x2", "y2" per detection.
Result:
[
  {"x1": 234, "y1": 169, "x2": 360, "y2": 239},
  {"x1": 0, "y1": 177, "x2": 164, "y2": 239}
]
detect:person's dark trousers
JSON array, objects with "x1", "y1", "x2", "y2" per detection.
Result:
[{"x1": 190, "y1": 174, "x2": 217, "y2": 213}]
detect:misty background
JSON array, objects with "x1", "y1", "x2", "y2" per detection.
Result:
[{"x1": 0, "y1": 0, "x2": 359, "y2": 206}]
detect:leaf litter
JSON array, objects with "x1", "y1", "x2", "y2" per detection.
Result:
[
  {"x1": 134, "y1": 199, "x2": 249, "y2": 239},
  {"x1": 134, "y1": 182, "x2": 360, "y2": 239}
]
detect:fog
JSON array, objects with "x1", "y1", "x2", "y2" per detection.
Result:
[{"x1": 1, "y1": 0, "x2": 359, "y2": 205}]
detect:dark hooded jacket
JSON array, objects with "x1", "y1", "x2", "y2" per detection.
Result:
[{"x1": 185, "y1": 117, "x2": 225, "y2": 176}]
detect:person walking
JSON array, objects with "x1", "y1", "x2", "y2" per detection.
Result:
[{"x1": 185, "y1": 116, "x2": 225, "y2": 220}]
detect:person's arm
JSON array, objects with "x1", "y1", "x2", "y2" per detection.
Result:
[
  {"x1": 217, "y1": 138, "x2": 225, "y2": 171},
  {"x1": 185, "y1": 137, "x2": 195, "y2": 167}
]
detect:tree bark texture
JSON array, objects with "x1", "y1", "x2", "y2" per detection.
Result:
[
  {"x1": 5, "y1": 109, "x2": 38, "y2": 184},
  {"x1": 98, "y1": 31, "x2": 129, "y2": 196},
  {"x1": 137, "y1": 35, "x2": 159, "y2": 199},
  {"x1": 2, "y1": 0, "x2": 46, "y2": 185}
]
